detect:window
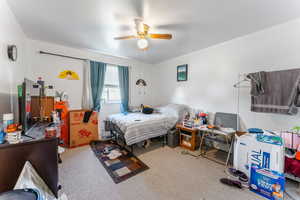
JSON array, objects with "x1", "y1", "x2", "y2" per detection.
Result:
[{"x1": 102, "y1": 65, "x2": 121, "y2": 103}]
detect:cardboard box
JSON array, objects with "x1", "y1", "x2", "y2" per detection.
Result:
[
  {"x1": 69, "y1": 110, "x2": 99, "y2": 148},
  {"x1": 250, "y1": 165, "x2": 285, "y2": 200},
  {"x1": 234, "y1": 132, "x2": 284, "y2": 177}
]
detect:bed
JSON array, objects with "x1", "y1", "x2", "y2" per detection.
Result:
[{"x1": 107, "y1": 104, "x2": 188, "y2": 150}]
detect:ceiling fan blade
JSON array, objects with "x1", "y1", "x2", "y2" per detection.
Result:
[
  {"x1": 114, "y1": 35, "x2": 137, "y2": 40},
  {"x1": 149, "y1": 33, "x2": 172, "y2": 40}
]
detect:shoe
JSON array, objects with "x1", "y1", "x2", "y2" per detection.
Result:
[
  {"x1": 220, "y1": 178, "x2": 242, "y2": 189},
  {"x1": 285, "y1": 148, "x2": 296, "y2": 159},
  {"x1": 143, "y1": 139, "x2": 151, "y2": 148},
  {"x1": 225, "y1": 168, "x2": 249, "y2": 183}
]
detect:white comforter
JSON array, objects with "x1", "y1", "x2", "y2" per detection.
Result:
[{"x1": 108, "y1": 104, "x2": 189, "y2": 145}]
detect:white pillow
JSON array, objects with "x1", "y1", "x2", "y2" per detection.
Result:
[{"x1": 158, "y1": 104, "x2": 189, "y2": 121}]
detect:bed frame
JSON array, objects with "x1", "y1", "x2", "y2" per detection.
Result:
[{"x1": 109, "y1": 121, "x2": 167, "y2": 153}]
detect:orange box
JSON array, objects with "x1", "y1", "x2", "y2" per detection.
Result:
[{"x1": 69, "y1": 110, "x2": 99, "y2": 148}]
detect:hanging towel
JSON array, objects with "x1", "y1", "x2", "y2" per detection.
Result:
[
  {"x1": 247, "y1": 71, "x2": 266, "y2": 96},
  {"x1": 250, "y1": 69, "x2": 300, "y2": 115}
]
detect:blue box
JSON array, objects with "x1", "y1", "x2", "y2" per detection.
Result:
[{"x1": 250, "y1": 165, "x2": 285, "y2": 200}]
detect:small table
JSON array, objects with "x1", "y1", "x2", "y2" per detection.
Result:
[
  {"x1": 176, "y1": 124, "x2": 199, "y2": 151},
  {"x1": 197, "y1": 126, "x2": 235, "y2": 166}
]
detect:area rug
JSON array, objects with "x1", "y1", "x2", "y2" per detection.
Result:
[{"x1": 90, "y1": 140, "x2": 149, "y2": 184}]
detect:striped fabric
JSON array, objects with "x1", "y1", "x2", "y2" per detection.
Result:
[{"x1": 108, "y1": 112, "x2": 177, "y2": 145}]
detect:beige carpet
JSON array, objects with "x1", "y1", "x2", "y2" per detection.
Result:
[{"x1": 59, "y1": 144, "x2": 265, "y2": 200}]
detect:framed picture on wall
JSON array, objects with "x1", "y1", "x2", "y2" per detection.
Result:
[{"x1": 177, "y1": 64, "x2": 188, "y2": 81}]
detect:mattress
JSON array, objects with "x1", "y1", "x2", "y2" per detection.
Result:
[{"x1": 108, "y1": 104, "x2": 189, "y2": 145}]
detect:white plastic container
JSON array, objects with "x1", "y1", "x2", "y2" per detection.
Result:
[
  {"x1": 3, "y1": 113, "x2": 13, "y2": 129},
  {"x1": 234, "y1": 132, "x2": 284, "y2": 177}
]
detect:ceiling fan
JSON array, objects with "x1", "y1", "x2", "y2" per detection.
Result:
[{"x1": 114, "y1": 18, "x2": 172, "y2": 50}]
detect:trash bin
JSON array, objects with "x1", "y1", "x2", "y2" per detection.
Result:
[{"x1": 167, "y1": 128, "x2": 179, "y2": 148}]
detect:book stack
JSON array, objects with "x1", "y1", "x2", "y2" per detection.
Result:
[
  {"x1": 6, "y1": 131, "x2": 22, "y2": 144},
  {"x1": 183, "y1": 120, "x2": 194, "y2": 128}
]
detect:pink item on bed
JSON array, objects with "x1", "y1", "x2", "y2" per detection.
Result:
[{"x1": 282, "y1": 132, "x2": 300, "y2": 149}]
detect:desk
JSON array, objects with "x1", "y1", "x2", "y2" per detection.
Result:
[
  {"x1": 197, "y1": 126, "x2": 235, "y2": 166},
  {"x1": 0, "y1": 123, "x2": 59, "y2": 197}
]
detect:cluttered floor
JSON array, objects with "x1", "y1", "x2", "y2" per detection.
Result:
[{"x1": 59, "y1": 143, "x2": 272, "y2": 200}]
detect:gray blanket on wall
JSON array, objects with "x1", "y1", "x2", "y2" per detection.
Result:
[{"x1": 249, "y1": 69, "x2": 300, "y2": 115}]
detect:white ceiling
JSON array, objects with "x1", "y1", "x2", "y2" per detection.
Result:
[{"x1": 7, "y1": 0, "x2": 300, "y2": 64}]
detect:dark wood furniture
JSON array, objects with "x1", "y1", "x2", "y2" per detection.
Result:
[
  {"x1": 0, "y1": 123, "x2": 59, "y2": 197},
  {"x1": 176, "y1": 123, "x2": 199, "y2": 151}
]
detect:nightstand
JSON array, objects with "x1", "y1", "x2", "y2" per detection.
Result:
[{"x1": 176, "y1": 124, "x2": 199, "y2": 151}]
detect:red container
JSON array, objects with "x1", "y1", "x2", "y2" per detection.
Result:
[{"x1": 45, "y1": 127, "x2": 57, "y2": 138}]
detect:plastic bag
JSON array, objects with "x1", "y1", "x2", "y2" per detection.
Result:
[{"x1": 14, "y1": 161, "x2": 68, "y2": 200}]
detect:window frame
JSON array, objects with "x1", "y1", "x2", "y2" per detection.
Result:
[{"x1": 101, "y1": 65, "x2": 121, "y2": 104}]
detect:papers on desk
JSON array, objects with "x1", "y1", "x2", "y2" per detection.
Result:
[
  {"x1": 219, "y1": 127, "x2": 236, "y2": 133},
  {"x1": 198, "y1": 125, "x2": 235, "y2": 135}
]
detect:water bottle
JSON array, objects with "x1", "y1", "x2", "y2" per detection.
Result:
[{"x1": 0, "y1": 124, "x2": 5, "y2": 144}]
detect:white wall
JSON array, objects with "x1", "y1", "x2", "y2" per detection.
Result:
[
  {"x1": 153, "y1": 18, "x2": 300, "y2": 131},
  {"x1": 25, "y1": 39, "x2": 155, "y2": 132},
  {"x1": 0, "y1": 0, "x2": 28, "y2": 121}
]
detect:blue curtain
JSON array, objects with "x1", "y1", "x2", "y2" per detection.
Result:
[
  {"x1": 118, "y1": 66, "x2": 129, "y2": 113},
  {"x1": 90, "y1": 61, "x2": 107, "y2": 111}
]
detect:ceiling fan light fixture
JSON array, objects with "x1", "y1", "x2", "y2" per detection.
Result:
[{"x1": 137, "y1": 38, "x2": 149, "y2": 50}]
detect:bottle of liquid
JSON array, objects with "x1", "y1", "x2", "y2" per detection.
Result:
[{"x1": 0, "y1": 124, "x2": 5, "y2": 144}]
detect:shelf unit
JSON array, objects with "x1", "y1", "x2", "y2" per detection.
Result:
[{"x1": 176, "y1": 124, "x2": 199, "y2": 151}]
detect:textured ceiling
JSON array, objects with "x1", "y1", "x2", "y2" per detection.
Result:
[{"x1": 8, "y1": 0, "x2": 300, "y2": 64}]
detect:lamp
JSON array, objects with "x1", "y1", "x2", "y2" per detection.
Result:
[{"x1": 137, "y1": 39, "x2": 148, "y2": 50}]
